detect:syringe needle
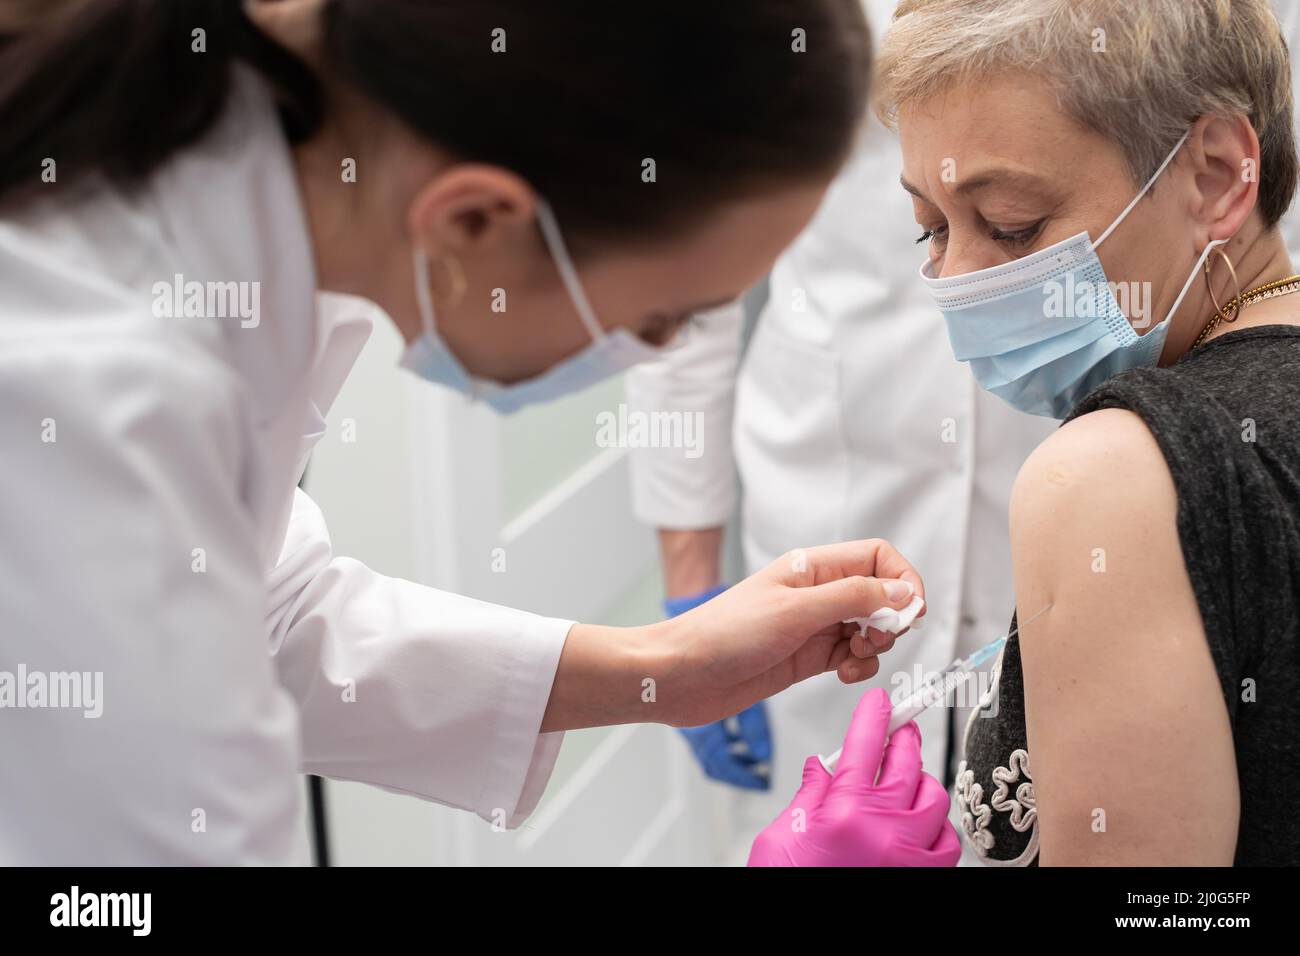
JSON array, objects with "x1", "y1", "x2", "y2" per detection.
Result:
[{"x1": 818, "y1": 603, "x2": 1053, "y2": 774}]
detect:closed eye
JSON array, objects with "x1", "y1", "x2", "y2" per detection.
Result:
[{"x1": 989, "y1": 221, "x2": 1045, "y2": 248}]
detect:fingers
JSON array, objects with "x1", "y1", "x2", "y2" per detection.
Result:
[
  {"x1": 773, "y1": 539, "x2": 925, "y2": 603},
  {"x1": 926, "y1": 819, "x2": 963, "y2": 867},
  {"x1": 902, "y1": 821, "x2": 962, "y2": 867},
  {"x1": 905, "y1": 774, "x2": 961, "y2": 866},
  {"x1": 788, "y1": 755, "x2": 834, "y2": 815},
  {"x1": 831, "y1": 687, "x2": 892, "y2": 786},
  {"x1": 875, "y1": 722, "x2": 924, "y2": 808},
  {"x1": 680, "y1": 722, "x2": 770, "y2": 791},
  {"x1": 794, "y1": 575, "x2": 916, "y2": 635},
  {"x1": 911, "y1": 772, "x2": 956, "y2": 837},
  {"x1": 866, "y1": 626, "x2": 896, "y2": 651},
  {"x1": 836, "y1": 653, "x2": 880, "y2": 684},
  {"x1": 826, "y1": 639, "x2": 854, "y2": 673},
  {"x1": 851, "y1": 628, "x2": 896, "y2": 658}
]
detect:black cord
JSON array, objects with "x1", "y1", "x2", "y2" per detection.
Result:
[
  {"x1": 943, "y1": 704, "x2": 957, "y2": 791},
  {"x1": 297, "y1": 467, "x2": 331, "y2": 867},
  {"x1": 308, "y1": 775, "x2": 330, "y2": 867}
]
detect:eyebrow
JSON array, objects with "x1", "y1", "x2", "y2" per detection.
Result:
[
  {"x1": 900, "y1": 171, "x2": 1056, "y2": 201},
  {"x1": 900, "y1": 175, "x2": 927, "y2": 200}
]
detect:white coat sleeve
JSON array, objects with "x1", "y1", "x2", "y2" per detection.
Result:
[
  {"x1": 623, "y1": 302, "x2": 745, "y2": 529},
  {"x1": 0, "y1": 335, "x2": 304, "y2": 865},
  {"x1": 265, "y1": 488, "x2": 570, "y2": 828}
]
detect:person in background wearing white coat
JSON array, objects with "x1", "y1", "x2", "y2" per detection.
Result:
[
  {"x1": 625, "y1": 0, "x2": 1053, "y2": 857},
  {"x1": 0, "y1": 0, "x2": 960, "y2": 865}
]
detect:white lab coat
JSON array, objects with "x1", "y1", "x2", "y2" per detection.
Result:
[
  {"x1": 625, "y1": 0, "x2": 1054, "y2": 840},
  {"x1": 0, "y1": 70, "x2": 569, "y2": 864}
]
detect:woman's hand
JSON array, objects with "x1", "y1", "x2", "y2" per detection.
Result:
[
  {"x1": 652, "y1": 539, "x2": 924, "y2": 728},
  {"x1": 748, "y1": 689, "x2": 960, "y2": 867},
  {"x1": 542, "y1": 538, "x2": 923, "y2": 732}
]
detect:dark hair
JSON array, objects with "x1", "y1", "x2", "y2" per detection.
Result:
[{"x1": 0, "y1": 0, "x2": 870, "y2": 245}]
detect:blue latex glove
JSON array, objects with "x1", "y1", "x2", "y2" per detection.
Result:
[{"x1": 665, "y1": 585, "x2": 773, "y2": 791}]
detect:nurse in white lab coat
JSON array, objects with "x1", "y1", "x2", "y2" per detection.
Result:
[
  {"x1": 626, "y1": 0, "x2": 1054, "y2": 849},
  {"x1": 0, "y1": 0, "x2": 961, "y2": 865}
]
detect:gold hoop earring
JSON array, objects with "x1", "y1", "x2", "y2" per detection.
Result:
[
  {"x1": 1203, "y1": 246, "x2": 1244, "y2": 324},
  {"x1": 431, "y1": 254, "x2": 467, "y2": 309}
]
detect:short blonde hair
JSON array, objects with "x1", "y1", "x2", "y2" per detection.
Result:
[{"x1": 876, "y1": 0, "x2": 1298, "y2": 226}]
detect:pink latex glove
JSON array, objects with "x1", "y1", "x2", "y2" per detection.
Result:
[{"x1": 747, "y1": 688, "x2": 960, "y2": 866}]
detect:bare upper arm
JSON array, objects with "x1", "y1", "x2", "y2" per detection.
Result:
[{"x1": 1011, "y1": 408, "x2": 1238, "y2": 865}]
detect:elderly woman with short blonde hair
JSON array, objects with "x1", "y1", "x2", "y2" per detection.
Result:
[{"x1": 875, "y1": 0, "x2": 1300, "y2": 865}]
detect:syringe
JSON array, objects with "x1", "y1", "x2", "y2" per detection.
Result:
[{"x1": 818, "y1": 603, "x2": 1051, "y2": 774}]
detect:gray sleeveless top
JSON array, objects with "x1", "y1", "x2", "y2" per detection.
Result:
[{"x1": 958, "y1": 325, "x2": 1300, "y2": 866}]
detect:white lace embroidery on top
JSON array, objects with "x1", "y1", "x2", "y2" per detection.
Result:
[
  {"x1": 956, "y1": 750, "x2": 1039, "y2": 866},
  {"x1": 956, "y1": 644, "x2": 1040, "y2": 866},
  {"x1": 991, "y1": 749, "x2": 1036, "y2": 833},
  {"x1": 955, "y1": 762, "x2": 994, "y2": 854}
]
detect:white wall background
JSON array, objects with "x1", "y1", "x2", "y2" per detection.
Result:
[{"x1": 300, "y1": 311, "x2": 737, "y2": 866}]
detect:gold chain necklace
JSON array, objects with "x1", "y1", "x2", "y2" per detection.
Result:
[{"x1": 1191, "y1": 273, "x2": 1300, "y2": 351}]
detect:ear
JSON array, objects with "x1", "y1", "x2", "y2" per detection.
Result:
[
  {"x1": 407, "y1": 164, "x2": 538, "y2": 257},
  {"x1": 1187, "y1": 113, "x2": 1261, "y2": 245}
]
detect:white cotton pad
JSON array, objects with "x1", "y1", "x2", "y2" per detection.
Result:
[{"x1": 845, "y1": 594, "x2": 925, "y2": 636}]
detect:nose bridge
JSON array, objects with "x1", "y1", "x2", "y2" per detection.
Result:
[
  {"x1": 939, "y1": 231, "x2": 1006, "y2": 280},
  {"x1": 923, "y1": 170, "x2": 1008, "y2": 280},
  {"x1": 909, "y1": 155, "x2": 1019, "y2": 281}
]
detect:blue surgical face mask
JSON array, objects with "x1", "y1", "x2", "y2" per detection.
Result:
[
  {"x1": 920, "y1": 130, "x2": 1227, "y2": 419},
  {"x1": 400, "y1": 199, "x2": 660, "y2": 414}
]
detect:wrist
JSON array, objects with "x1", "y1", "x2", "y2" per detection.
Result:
[
  {"x1": 663, "y1": 582, "x2": 728, "y2": 618},
  {"x1": 658, "y1": 527, "x2": 724, "y2": 598},
  {"x1": 640, "y1": 617, "x2": 690, "y2": 726},
  {"x1": 542, "y1": 621, "x2": 676, "y2": 731},
  {"x1": 626, "y1": 621, "x2": 686, "y2": 723}
]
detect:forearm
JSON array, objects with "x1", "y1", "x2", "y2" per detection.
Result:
[
  {"x1": 542, "y1": 536, "x2": 926, "y2": 734},
  {"x1": 541, "y1": 621, "x2": 676, "y2": 732},
  {"x1": 658, "y1": 527, "x2": 724, "y2": 597}
]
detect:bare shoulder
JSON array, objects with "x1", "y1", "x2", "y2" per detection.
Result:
[
  {"x1": 1009, "y1": 405, "x2": 1184, "y2": 661},
  {"x1": 1013, "y1": 407, "x2": 1173, "y2": 510},
  {"x1": 1010, "y1": 408, "x2": 1176, "y2": 578}
]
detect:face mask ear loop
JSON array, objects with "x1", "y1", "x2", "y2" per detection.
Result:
[
  {"x1": 411, "y1": 246, "x2": 438, "y2": 339},
  {"x1": 535, "y1": 198, "x2": 607, "y2": 342},
  {"x1": 1094, "y1": 130, "x2": 1192, "y2": 250},
  {"x1": 1160, "y1": 238, "x2": 1229, "y2": 331}
]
